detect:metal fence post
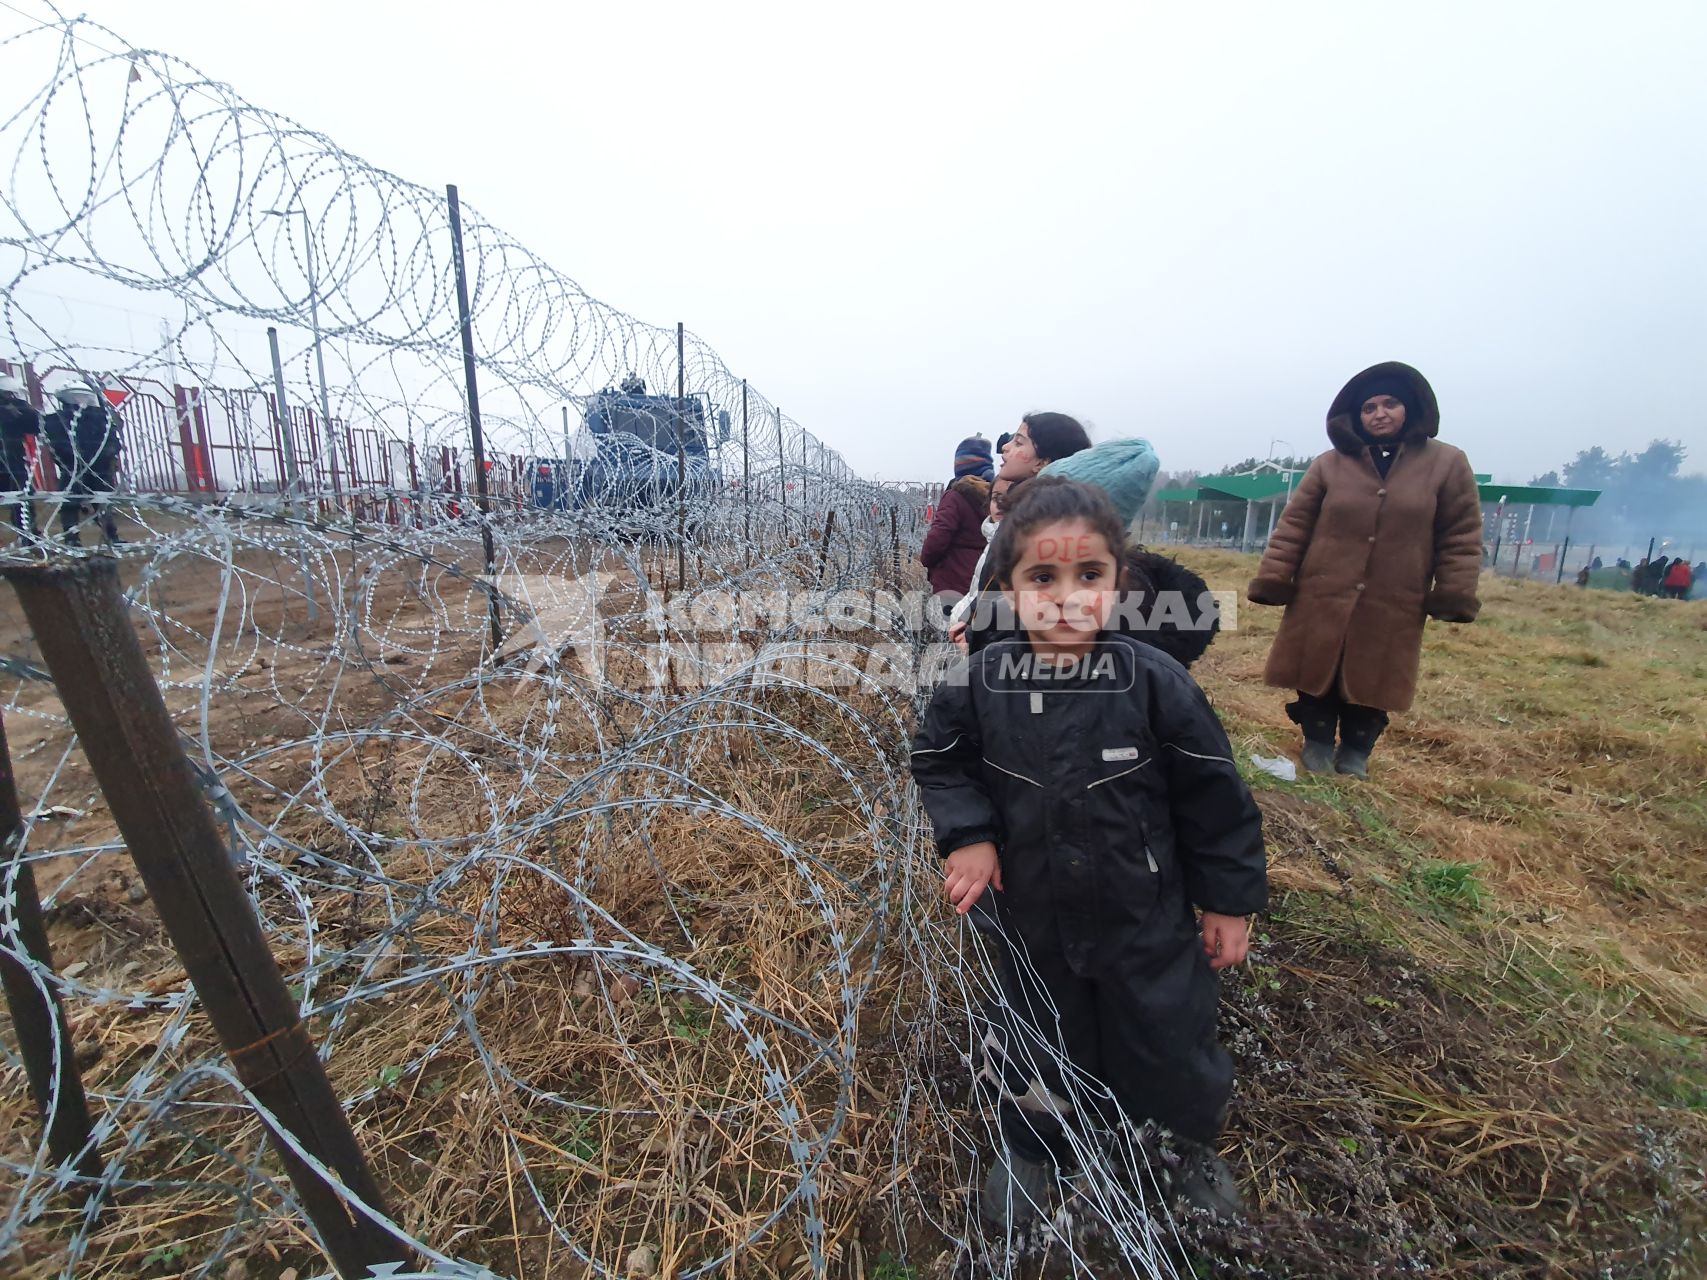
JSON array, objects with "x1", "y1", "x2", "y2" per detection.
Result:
[
  {"x1": 445, "y1": 184, "x2": 502, "y2": 649},
  {"x1": 2, "y1": 558, "x2": 406, "y2": 1279},
  {"x1": 816, "y1": 509, "x2": 837, "y2": 583},
  {"x1": 890, "y1": 506, "x2": 900, "y2": 593},
  {"x1": 266, "y1": 327, "x2": 318, "y2": 623},
  {"x1": 676, "y1": 322, "x2": 687, "y2": 593},
  {"x1": 560, "y1": 405, "x2": 573, "y2": 512},
  {"x1": 741, "y1": 380, "x2": 750, "y2": 566}
]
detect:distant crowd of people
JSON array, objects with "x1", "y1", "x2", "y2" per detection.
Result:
[
  {"x1": 1575, "y1": 553, "x2": 1703, "y2": 599},
  {"x1": 0, "y1": 373, "x2": 126, "y2": 546},
  {"x1": 1632, "y1": 554, "x2": 1699, "y2": 599}
]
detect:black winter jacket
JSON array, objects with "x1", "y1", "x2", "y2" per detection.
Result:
[
  {"x1": 43, "y1": 406, "x2": 122, "y2": 474},
  {"x1": 0, "y1": 398, "x2": 40, "y2": 473},
  {"x1": 911, "y1": 632, "x2": 1267, "y2": 975}
]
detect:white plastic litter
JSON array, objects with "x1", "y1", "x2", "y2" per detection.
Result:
[{"x1": 1250, "y1": 754, "x2": 1297, "y2": 782}]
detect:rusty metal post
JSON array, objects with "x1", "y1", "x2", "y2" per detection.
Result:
[
  {"x1": 0, "y1": 711, "x2": 102, "y2": 1184},
  {"x1": 3, "y1": 558, "x2": 405, "y2": 1279}
]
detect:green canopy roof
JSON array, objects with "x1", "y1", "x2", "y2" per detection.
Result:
[
  {"x1": 1196, "y1": 474, "x2": 1302, "y2": 501},
  {"x1": 1477, "y1": 484, "x2": 1600, "y2": 508},
  {"x1": 1150, "y1": 474, "x2": 1591, "y2": 508},
  {"x1": 1159, "y1": 469, "x2": 1492, "y2": 505}
]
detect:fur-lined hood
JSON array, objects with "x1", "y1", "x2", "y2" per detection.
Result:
[
  {"x1": 1324, "y1": 362, "x2": 1440, "y2": 455},
  {"x1": 948, "y1": 474, "x2": 991, "y2": 510}
]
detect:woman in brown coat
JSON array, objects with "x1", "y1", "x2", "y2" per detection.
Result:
[{"x1": 1248, "y1": 362, "x2": 1483, "y2": 779}]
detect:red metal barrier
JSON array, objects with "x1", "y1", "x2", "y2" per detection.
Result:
[{"x1": 1, "y1": 360, "x2": 551, "y2": 528}]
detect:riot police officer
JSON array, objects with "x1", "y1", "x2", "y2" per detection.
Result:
[
  {"x1": 43, "y1": 382, "x2": 123, "y2": 545},
  {"x1": 0, "y1": 373, "x2": 41, "y2": 537}
]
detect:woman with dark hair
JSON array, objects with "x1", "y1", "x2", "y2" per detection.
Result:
[
  {"x1": 999, "y1": 412, "x2": 1093, "y2": 482},
  {"x1": 1248, "y1": 362, "x2": 1483, "y2": 779}
]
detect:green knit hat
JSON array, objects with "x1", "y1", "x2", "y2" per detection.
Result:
[{"x1": 1039, "y1": 438, "x2": 1159, "y2": 526}]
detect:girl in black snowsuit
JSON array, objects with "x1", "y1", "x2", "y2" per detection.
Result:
[{"x1": 910, "y1": 477, "x2": 1267, "y2": 1228}]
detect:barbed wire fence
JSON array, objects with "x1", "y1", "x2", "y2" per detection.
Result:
[{"x1": 0, "y1": 8, "x2": 1190, "y2": 1280}]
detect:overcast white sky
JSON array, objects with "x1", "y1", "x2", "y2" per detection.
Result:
[{"x1": 9, "y1": 0, "x2": 1707, "y2": 483}]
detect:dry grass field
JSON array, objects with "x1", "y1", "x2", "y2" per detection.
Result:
[
  {"x1": 2, "y1": 541, "x2": 1703, "y2": 1279},
  {"x1": 1179, "y1": 549, "x2": 1707, "y2": 1277}
]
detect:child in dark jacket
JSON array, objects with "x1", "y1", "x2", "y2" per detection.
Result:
[{"x1": 910, "y1": 476, "x2": 1267, "y2": 1228}]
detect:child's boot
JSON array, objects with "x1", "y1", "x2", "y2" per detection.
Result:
[
  {"x1": 1173, "y1": 1142, "x2": 1245, "y2": 1220},
  {"x1": 979, "y1": 1146, "x2": 1053, "y2": 1231}
]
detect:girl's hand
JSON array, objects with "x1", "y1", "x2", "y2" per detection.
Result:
[
  {"x1": 944, "y1": 841, "x2": 1002, "y2": 914},
  {"x1": 948, "y1": 619, "x2": 969, "y2": 653},
  {"x1": 1200, "y1": 912, "x2": 1250, "y2": 970}
]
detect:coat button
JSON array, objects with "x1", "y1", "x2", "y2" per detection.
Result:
[
  {"x1": 1377, "y1": 487, "x2": 1387, "y2": 496},
  {"x1": 1367, "y1": 535, "x2": 1375, "y2": 543},
  {"x1": 1356, "y1": 583, "x2": 1365, "y2": 591}
]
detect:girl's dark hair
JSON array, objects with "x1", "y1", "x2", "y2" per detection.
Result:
[
  {"x1": 987, "y1": 476, "x2": 1126, "y2": 588},
  {"x1": 1021, "y1": 412, "x2": 1091, "y2": 464}
]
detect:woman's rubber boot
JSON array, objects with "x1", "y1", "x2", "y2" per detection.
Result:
[
  {"x1": 1286, "y1": 700, "x2": 1338, "y2": 774},
  {"x1": 1173, "y1": 1143, "x2": 1245, "y2": 1220},
  {"x1": 1333, "y1": 746, "x2": 1370, "y2": 780},
  {"x1": 1334, "y1": 710, "x2": 1387, "y2": 781},
  {"x1": 980, "y1": 1147, "x2": 1053, "y2": 1231},
  {"x1": 1300, "y1": 738, "x2": 1335, "y2": 774}
]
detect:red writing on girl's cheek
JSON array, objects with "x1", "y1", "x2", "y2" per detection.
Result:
[{"x1": 1033, "y1": 534, "x2": 1094, "y2": 563}]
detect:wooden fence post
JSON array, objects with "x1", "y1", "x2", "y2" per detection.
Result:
[
  {"x1": 3, "y1": 557, "x2": 405, "y2": 1279},
  {"x1": 0, "y1": 710, "x2": 102, "y2": 1185}
]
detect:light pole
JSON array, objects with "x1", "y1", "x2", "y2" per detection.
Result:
[
  {"x1": 1265, "y1": 437, "x2": 1298, "y2": 544},
  {"x1": 265, "y1": 206, "x2": 342, "y2": 511}
]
